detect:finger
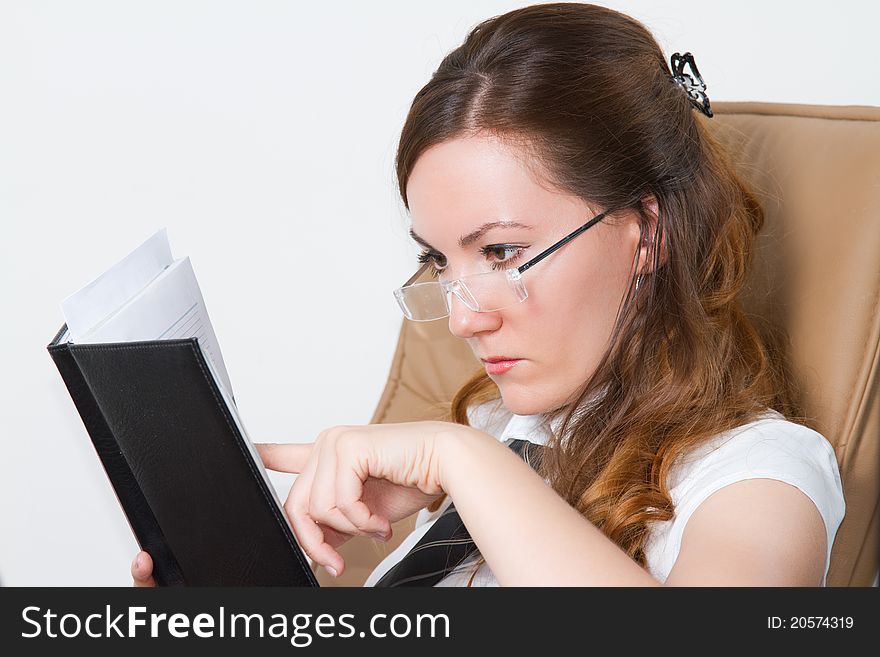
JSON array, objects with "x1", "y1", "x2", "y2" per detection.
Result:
[
  {"x1": 318, "y1": 522, "x2": 356, "y2": 550},
  {"x1": 336, "y1": 447, "x2": 391, "y2": 538},
  {"x1": 309, "y1": 437, "x2": 363, "y2": 537},
  {"x1": 286, "y1": 445, "x2": 345, "y2": 576},
  {"x1": 255, "y1": 442, "x2": 313, "y2": 474},
  {"x1": 131, "y1": 551, "x2": 157, "y2": 588}
]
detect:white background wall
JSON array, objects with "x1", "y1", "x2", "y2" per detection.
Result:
[{"x1": 2, "y1": 0, "x2": 877, "y2": 586}]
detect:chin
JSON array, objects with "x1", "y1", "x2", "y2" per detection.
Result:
[{"x1": 497, "y1": 386, "x2": 553, "y2": 416}]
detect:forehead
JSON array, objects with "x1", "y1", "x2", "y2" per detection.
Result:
[{"x1": 406, "y1": 134, "x2": 586, "y2": 243}]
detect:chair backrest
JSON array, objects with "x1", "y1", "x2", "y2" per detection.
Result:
[{"x1": 318, "y1": 102, "x2": 880, "y2": 587}]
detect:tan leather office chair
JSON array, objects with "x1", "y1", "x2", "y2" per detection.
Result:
[{"x1": 317, "y1": 102, "x2": 880, "y2": 587}]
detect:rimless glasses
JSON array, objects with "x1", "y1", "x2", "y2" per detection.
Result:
[{"x1": 393, "y1": 209, "x2": 613, "y2": 321}]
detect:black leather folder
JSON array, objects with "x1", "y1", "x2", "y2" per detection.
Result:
[{"x1": 47, "y1": 324, "x2": 319, "y2": 586}]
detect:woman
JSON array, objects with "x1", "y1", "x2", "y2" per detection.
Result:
[{"x1": 133, "y1": 2, "x2": 844, "y2": 587}]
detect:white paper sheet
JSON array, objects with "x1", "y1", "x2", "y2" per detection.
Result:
[
  {"x1": 57, "y1": 229, "x2": 302, "y2": 558},
  {"x1": 60, "y1": 228, "x2": 234, "y2": 397},
  {"x1": 61, "y1": 229, "x2": 174, "y2": 339}
]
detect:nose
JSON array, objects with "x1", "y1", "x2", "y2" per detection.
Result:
[{"x1": 447, "y1": 291, "x2": 502, "y2": 338}]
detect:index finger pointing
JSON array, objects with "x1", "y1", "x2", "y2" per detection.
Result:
[{"x1": 255, "y1": 442, "x2": 313, "y2": 474}]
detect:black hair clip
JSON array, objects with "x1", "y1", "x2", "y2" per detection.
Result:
[{"x1": 670, "y1": 52, "x2": 713, "y2": 118}]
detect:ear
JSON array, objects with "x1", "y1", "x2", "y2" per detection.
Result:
[{"x1": 636, "y1": 194, "x2": 667, "y2": 275}]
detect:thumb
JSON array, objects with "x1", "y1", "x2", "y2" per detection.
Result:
[{"x1": 254, "y1": 442, "x2": 313, "y2": 474}]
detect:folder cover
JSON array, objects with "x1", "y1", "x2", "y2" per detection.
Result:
[{"x1": 47, "y1": 324, "x2": 319, "y2": 587}]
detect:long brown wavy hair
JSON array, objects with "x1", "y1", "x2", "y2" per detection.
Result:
[{"x1": 394, "y1": 3, "x2": 805, "y2": 576}]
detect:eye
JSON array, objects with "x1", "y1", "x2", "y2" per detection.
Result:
[
  {"x1": 416, "y1": 245, "x2": 527, "y2": 278},
  {"x1": 480, "y1": 245, "x2": 527, "y2": 271},
  {"x1": 416, "y1": 250, "x2": 447, "y2": 278}
]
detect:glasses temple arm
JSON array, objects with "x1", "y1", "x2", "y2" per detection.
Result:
[
  {"x1": 401, "y1": 262, "x2": 430, "y2": 287},
  {"x1": 516, "y1": 210, "x2": 608, "y2": 274}
]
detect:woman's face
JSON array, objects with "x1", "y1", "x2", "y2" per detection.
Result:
[{"x1": 406, "y1": 133, "x2": 647, "y2": 416}]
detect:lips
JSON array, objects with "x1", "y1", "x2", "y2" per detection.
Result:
[
  {"x1": 480, "y1": 356, "x2": 521, "y2": 375},
  {"x1": 480, "y1": 356, "x2": 518, "y2": 363}
]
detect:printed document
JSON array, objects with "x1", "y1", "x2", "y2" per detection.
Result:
[
  {"x1": 57, "y1": 229, "x2": 297, "y2": 541},
  {"x1": 60, "y1": 228, "x2": 232, "y2": 396}
]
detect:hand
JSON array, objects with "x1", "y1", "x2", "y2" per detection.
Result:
[
  {"x1": 255, "y1": 421, "x2": 467, "y2": 578},
  {"x1": 131, "y1": 550, "x2": 156, "y2": 587}
]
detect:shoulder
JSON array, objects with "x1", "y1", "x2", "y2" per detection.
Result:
[
  {"x1": 659, "y1": 410, "x2": 846, "y2": 585},
  {"x1": 669, "y1": 410, "x2": 845, "y2": 525},
  {"x1": 670, "y1": 410, "x2": 845, "y2": 529}
]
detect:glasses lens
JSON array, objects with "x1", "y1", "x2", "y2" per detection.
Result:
[
  {"x1": 393, "y1": 282, "x2": 449, "y2": 321},
  {"x1": 394, "y1": 269, "x2": 529, "y2": 321},
  {"x1": 461, "y1": 269, "x2": 527, "y2": 311}
]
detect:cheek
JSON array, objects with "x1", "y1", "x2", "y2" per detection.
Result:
[{"x1": 518, "y1": 247, "x2": 629, "y2": 371}]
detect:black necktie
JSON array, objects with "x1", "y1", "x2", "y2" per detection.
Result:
[{"x1": 373, "y1": 437, "x2": 544, "y2": 587}]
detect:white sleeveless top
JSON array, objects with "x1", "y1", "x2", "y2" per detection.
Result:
[{"x1": 364, "y1": 401, "x2": 846, "y2": 587}]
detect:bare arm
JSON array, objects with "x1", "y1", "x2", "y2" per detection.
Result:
[
  {"x1": 440, "y1": 430, "x2": 826, "y2": 586},
  {"x1": 664, "y1": 478, "x2": 826, "y2": 586}
]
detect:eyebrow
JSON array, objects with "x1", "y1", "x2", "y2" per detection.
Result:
[{"x1": 409, "y1": 221, "x2": 533, "y2": 251}]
